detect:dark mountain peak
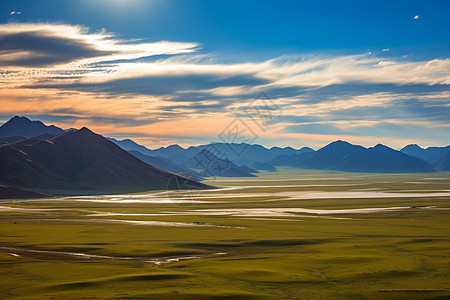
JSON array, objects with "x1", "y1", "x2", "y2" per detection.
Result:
[
  {"x1": 10, "y1": 115, "x2": 26, "y2": 121},
  {"x1": 166, "y1": 144, "x2": 184, "y2": 150},
  {"x1": 300, "y1": 146, "x2": 315, "y2": 152},
  {"x1": 323, "y1": 140, "x2": 354, "y2": 148},
  {"x1": 372, "y1": 143, "x2": 391, "y2": 150},
  {"x1": 5, "y1": 116, "x2": 40, "y2": 126},
  {"x1": 0, "y1": 116, "x2": 65, "y2": 138},
  {"x1": 409, "y1": 144, "x2": 421, "y2": 148},
  {"x1": 320, "y1": 140, "x2": 363, "y2": 153},
  {"x1": 159, "y1": 144, "x2": 186, "y2": 156},
  {"x1": 59, "y1": 127, "x2": 98, "y2": 139},
  {"x1": 332, "y1": 140, "x2": 352, "y2": 146},
  {"x1": 402, "y1": 144, "x2": 423, "y2": 151},
  {"x1": 51, "y1": 126, "x2": 106, "y2": 147},
  {"x1": 4, "y1": 116, "x2": 36, "y2": 126},
  {"x1": 78, "y1": 127, "x2": 94, "y2": 133},
  {"x1": 370, "y1": 144, "x2": 398, "y2": 154}
]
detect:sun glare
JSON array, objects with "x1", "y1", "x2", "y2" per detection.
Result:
[{"x1": 80, "y1": 0, "x2": 162, "y2": 16}]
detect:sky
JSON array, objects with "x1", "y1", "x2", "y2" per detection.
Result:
[{"x1": 0, "y1": 0, "x2": 449, "y2": 149}]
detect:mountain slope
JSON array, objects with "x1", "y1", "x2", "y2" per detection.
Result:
[
  {"x1": 184, "y1": 149, "x2": 256, "y2": 177},
  {"x1": 0, "y1": 185, "x2": 49, "y2": 199},
  {"x1": 151, "y1": 142, "x2": 313, "y2": 166},
  {"x1": 433, "y1": 152, "x2": 450, "y2": 171},
  {"x1": 0, "y1": 128, "x2": 211, "y2": 195},
  {"x1": 108, "y1": 137, "x2": 154, "y2": 156},
  {"x1": 273, "y1": 141, "x2": 434, "y2": 173},
  {"x1": 0, "y1": 116, "x2": 65, "y2": 138},
  {"x1": 152, "y1": 144, "x2": 186, "y2": 157},
  {"x1": 401, "y1": 144, "x2": 450, "y2": 164},
  {"x1": 0, "y1": 136, "x2": 27, "y2": 145},
  {"x1": 128, "y1": 150, "x2": 202, "y2": 180},
  {"x1": 250, "y1": 162, "x2": 277, "y2": 172},
  {"x1": 239, "y1": 165, "x2": 259, "y2": 174}
]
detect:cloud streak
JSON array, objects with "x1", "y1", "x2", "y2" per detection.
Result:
[
  {"x1": 0, "y1": 22, "x2": 449, "y2": 148},
  {"x1": 0, "y1": 23, "x2": 198, "y2": 67}
]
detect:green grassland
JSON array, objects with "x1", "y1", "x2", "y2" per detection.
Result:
[{"x1": 1, "y1": 168, "x2": 449, "y2": 299}]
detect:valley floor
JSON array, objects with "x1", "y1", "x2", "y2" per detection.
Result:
[{"x1": 0, "y1": 168, "x2": 449, "y2": 299}]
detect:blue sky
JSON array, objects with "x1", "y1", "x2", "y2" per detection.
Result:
[
  {"x1": 3, "y1": 0, "x2": 449, "y2": 57},
  {"x1": 0, "y1": 0, "x2": 449, "y2": 148}
]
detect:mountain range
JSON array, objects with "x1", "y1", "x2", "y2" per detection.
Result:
[
  {"x1": 110, "y1": 135, "x2": 449, "y2": 174},
  {"x1": 110, "y1": 138, "x2": 313, "y2": 166},
  {"x1": 1, "y1": 116, "x2": 449, "y2": 197},
  {"x1": 272, "y1": 141, "x2": 434, "y2": 173},
  {"x1": 0, "y1": 116, "x2": 65, "y2": 138},
  {"x1": 401, "y1": 144, "x2": 450, "y2": 171},
  {"x1": 0, "y1": 119, "x2": 210, "y2": 197}
]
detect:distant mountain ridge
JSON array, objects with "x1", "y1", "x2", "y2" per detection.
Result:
[
  {"x1": 108, "y1": 137, "x2": 312, "y2": 176},
  {"x1": 401, "y1": 144, "x2": 450, "y2": 163},
  {"x1": 272, "y1": 140, "x2": 435, "y2": 173},
  {"x1": 182, "y1": 143, "x2": 314, "y2": 165},
  {"x1": 1, "y1": 116, "x2": 450, "y2": 182},
  {"x1": 107, "y1": 137, "x2": 154, "y2": 155},
  {"x1": 128, "y1": 150, "x2": 202, "y2": 180},
  {"x1": 110, "y1": 138, "x2": 314, "y2": 166}
]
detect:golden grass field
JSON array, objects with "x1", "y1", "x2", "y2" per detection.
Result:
[{"x1": 1, "y1": 168, "x2": 449, "y2": 299}]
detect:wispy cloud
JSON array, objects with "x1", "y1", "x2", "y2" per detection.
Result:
[
  {"x1": 0, "y1": 23, "x2": 198, "y2": 67},
  {"x1": 0, "y1": 22, "x2": 449, "y2": 148}
]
